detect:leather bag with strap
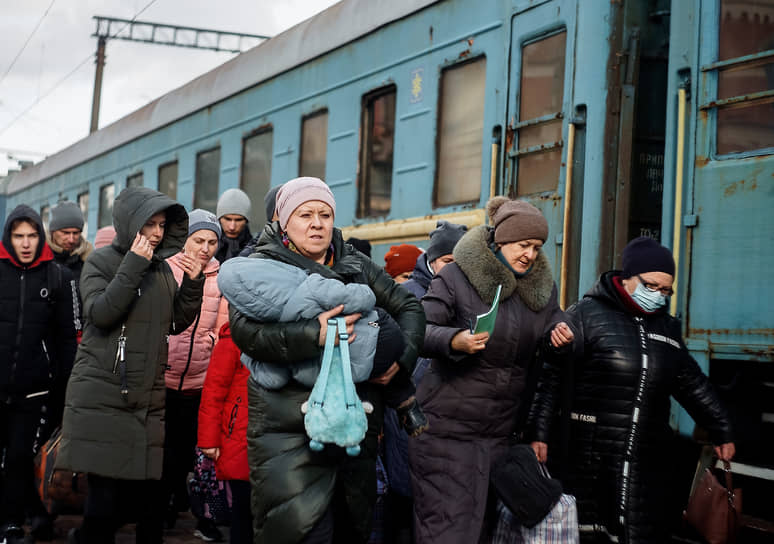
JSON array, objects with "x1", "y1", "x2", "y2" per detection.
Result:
[{"x1": 684, "y1": 460, "x2": 742, "y2": 544}]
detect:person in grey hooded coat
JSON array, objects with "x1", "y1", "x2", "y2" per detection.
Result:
[{"x1": 58, "y1": 187, "x2": 204, "y2": 544}]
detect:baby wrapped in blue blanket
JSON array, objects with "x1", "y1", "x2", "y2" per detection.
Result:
[{"x1": 218, "y1": 257, "x2": 424, "y2": 436}]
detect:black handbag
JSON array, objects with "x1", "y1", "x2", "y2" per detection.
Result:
[{"x1": 490, "y1": 444, "x2": 563, "y2": 528}]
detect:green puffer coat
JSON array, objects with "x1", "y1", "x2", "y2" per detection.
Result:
[
  {"x1": 57, "y1": 188, "x2": 204, "y2": 480},
  {"x1": 230, "y1": 222, "x2": 425, "y2": 544}
]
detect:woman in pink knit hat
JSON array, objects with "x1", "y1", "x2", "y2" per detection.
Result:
[{"x1": 226, "y1": 176, "x2": 427, "y2": 543}]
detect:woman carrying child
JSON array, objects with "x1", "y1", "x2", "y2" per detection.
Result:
[{"x1": 226, "y1": 177, "x2": 426, "y2": 544}]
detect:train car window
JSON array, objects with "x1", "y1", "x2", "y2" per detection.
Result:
[
  {"x1": 435, "y1": 57, "x2": 486, "y2": 206},
  {"x1": 127, "y1": 172, "x2": 143, "y2": 188},
  {"x1": 714, "y1": 0, "x2": 774, "y2": 155},
  {"x1": 195, "y1": 148, "x2": 221, "y2": 212},
  {"x1": 300, "y1": 110, "x2": 328, "y2": 180},
  {"x1": 40, "y1": 205, "x2": 50, "y2": 231},
  {"x1": 98, "y1": 183, "x2": 115, "y2": 229},
  {"x1": 515, "y1": 31, "x2": 567, "y2": 196},
  {"x1": 241, "y1": 128, "x2": 273, "y2": 226},
  {"x1": 78, "y1": 192, "x2": 89, "y2": 239},
  {"x1": 357, "y1": 86, "x2": 396, "y2": 218},
  {"x1": 158, "y1": 161, "x2": 178, "y2": 199}
]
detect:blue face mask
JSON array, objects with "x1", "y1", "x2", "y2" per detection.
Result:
[{"x1": 630, "y1": 282, "x2": 667, "y2": 312}]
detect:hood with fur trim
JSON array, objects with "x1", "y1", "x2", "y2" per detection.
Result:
[
  {"x1": 47, "y1": 232, "x2": 93, "y2": 263},
  {"x1": 452, "y1": 225, "x2": 554, "y2": 312}
]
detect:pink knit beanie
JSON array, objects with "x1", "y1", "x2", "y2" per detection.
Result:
[
  {"x1": 94, "y1": 226, "x2": 116, "y2": 249},
  {"x1": 276, "y1": 177, "x2": 336, "y2": 229}
]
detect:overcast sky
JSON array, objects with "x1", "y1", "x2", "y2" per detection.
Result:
[{"x1": 0, "y1": 0, "x2": 340, "y2": 175}]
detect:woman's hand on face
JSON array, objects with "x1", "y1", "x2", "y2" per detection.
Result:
[
  {"x1": 201, "y1": 447, "x2": 220, "y2": 461},
  {"x1": 550, "y1": 322, "x2": 574, "y2": 348},
  {"x1": 179, "y1": 251, "x2": 202, "y2": 280},
  {"x1": 714, "y1": 442, "x2": 735, "y2": 461},
  {"x1": 317, "y1": 305, "x2": 361, "y2": 346},
  {"x1": 531, "y1": 441, "x2": 548, "y2": 463},
  {"x1": 451, "y1": 330, "x2": 490, "y2": 354},
  {"x1": 130, "y1": 233, "x2": 153, "y2": 261},
  {"x1": 370, "y1": 362, "x2": 400, "y2": 385}
]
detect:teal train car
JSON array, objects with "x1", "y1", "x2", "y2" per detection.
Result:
[{"x1": 3, "y1": 0, "x2": 772, "y2": 535}]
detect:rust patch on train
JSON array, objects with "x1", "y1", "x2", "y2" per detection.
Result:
[
  {"x1": 695, "y1": 156, "x2": 710, "y2": 168},
  {"x1": 689, "y1": 328, "x2": 773, "y2": 337},
  {"x1": 723, "y1": 178, "x2": 759, "y2": 197}
]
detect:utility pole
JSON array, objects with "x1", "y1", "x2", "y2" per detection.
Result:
[
  {"x1": 89, "y1": 16, "x2": 270, "y2": 133},
  {"x1": 90, "y1": 36, "x2": 106, "y2": 134}
]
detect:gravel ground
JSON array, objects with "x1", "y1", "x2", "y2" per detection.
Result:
[{"x1": 28, "y1": 512, "x2": 228, "y2": 543}]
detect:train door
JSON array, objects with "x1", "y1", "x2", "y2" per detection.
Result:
[
  {"x1": 503, "y1": 0, "x2": 578, "y2": 303},
  {"x1": 684, "y1": 1, "x2": 774, "y2": 359},
  {"x1": 676, "y1": 1, "x2": 774, "y2": 535}
]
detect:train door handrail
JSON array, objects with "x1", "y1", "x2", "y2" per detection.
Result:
[
  {"x1": 670, "y1": 87, "x2": 687, "y2": 317},
  {"x1": 559, "y1": 122, "x2": 576, "y2": 310}
]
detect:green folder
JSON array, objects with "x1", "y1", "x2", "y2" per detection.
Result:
[{"x1": 473, "y1": 284, "x2": 502, "y2": 336}]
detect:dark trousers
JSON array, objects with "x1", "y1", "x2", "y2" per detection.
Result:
[
  {"x1": 162, "y1": 388, "x2": 201, "y2": 512},
  {"x1": 384, "y1": 492, "x2": 413, "y2": 544},
  {"x1": 81, "y1": 474, "x2": 165, "y2": 544},
  {"x1": 229, "y1": 480, "x2": 253, "y2": 544},
  {"x1": 0, "y1": 395, "x2": 48, "y2": 526}
]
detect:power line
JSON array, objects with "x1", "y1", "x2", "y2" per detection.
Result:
[
  {"x1": 0, "y1": 0, "x2": 57, "y2": 88},
  {"x1": 0, "y1": 55, "x2": 92, "y2": 139},
  {"x1": 0, "y1": 0, "x2": 161, "y2": 140}
]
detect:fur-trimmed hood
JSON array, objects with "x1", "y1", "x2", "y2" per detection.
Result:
[
  {"x1": 452, "y1": 225, "x2": 554, "y2": 312},
  {"x1": 47, "y1": 233, "x2": 93, "y2": 263}
]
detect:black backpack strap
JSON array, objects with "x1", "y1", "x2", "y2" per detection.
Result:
[{"x1": 46, "y1": 262, "x2": 63, "y2": 303}]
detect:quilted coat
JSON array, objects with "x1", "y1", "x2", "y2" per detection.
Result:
[
  {"x1": 165, "y1": 253, "x2": 228, "y2": 391},
  {"x1": 57, "y1": 187, "x2": 204, "y2": 480},
  {"x1": 48, "y1": 233, "x2": 92, "y2": 334},
  {"x1": 219, "y1": 257, "x2": 378, "y2": 389},
  {"x1": 0, "y1": 205, "x2": 77, "y2": 400},
  {"x1": 197, "y1": 323, "x2": 249, "y2": 481},
  {"x1": 408, "y1": 225, "x2": 568, "y2": 544},
  {"x1": 528, "y1": 271, "x2": 733, "y2": 544},
  {"x1": 229, "y1": 222, "x2": 425, "y2": 544}
]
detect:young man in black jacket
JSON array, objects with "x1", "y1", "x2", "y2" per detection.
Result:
[{"x1": 0, "y1": 205, "x2": 78, "y2": 543}]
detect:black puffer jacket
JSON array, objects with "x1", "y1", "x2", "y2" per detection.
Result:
[
  {"x1": 230, "y1": 222, "x2": 425, "y2": 544},
  {"x1": 529, "y1": 271, "x2": 733, "y2": 544},
  {"x1": 0, "y1": 205, "x2": 77, "y2": 400},
  {"x1": 48, "y1": 233, "x2": 93, "y2": 333}
]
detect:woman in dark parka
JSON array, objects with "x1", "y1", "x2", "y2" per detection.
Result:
[
  {"x1": 228, "y1": 177, "x2": 425, "y2": 544},
  {"x1": 58, "y1": 187, "x2": 204, "y2": 543},
  {"x1": 529, "y1": 237, "x2": 734, "y2": 544},
  {"x1": 408, "y1": 197, "x2": 574, "y2": 544}
]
